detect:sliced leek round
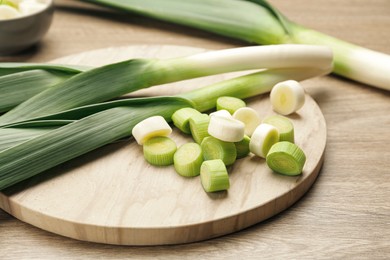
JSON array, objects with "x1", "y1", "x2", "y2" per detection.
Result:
[
  {"x1": 200, "y1": 159, "x2": 230, "y2": 193},
  {"x1": 171, "y1": 107, "x2": 201, "y2": 134},
  {"x1": 266, "y1": 141, "x2": 306, "y2": 176},
  {"x1": 208, "y1": 114, "x2": 245, "y2": 142},
  {"x1": 132, "y1": 115, "x2": 172, "y2": 145},
  {"x1": 201, "y1": 136, "x2": 236, "y2": 166},
  {"x1": 209, "y1": 109, "x2": 232, "y2": 119},
  {"x1": 234, "y1": 135, "x2": 250, "y2": 159},
  {"x1": 262, "y1": 115, "x2": 294, "y2": 143},
  {"x1": 270, "y1": 80, "x2": 305, "y2": 115},
  {"x1": 249, "y1": 123, "x2": 279, "y2": 158},
  {"x1": 216, "y1": 96, "x2": 246, "y2": 114},
  {"x1": 233, "y1": 107, "x2": 261, "y2": 136},
  {"x1": 174, "y1": 142, "x2": 203, "y2": 177},
  {"x1": 189, "y1": 113, "x2": 210, "y2": 144},
  {"x1": 143, "y1": 136, "x2": 177, "y2": 166}
]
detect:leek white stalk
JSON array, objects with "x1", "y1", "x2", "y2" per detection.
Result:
[{"x1": 81, "y1": 0, "x2": 390, "y2": 91}]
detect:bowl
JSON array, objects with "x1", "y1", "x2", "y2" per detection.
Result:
[{"x1": 0, "y1": 0, "x2": 54, "y2": 55}]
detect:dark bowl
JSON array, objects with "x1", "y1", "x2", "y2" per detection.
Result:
[{"x1": 0, "y1": 0, "x2": 54, "y2": 55}]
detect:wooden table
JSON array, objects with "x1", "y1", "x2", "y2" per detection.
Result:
[{"x1": 1, "y1": 0, "x2": 389, "y2": 258}]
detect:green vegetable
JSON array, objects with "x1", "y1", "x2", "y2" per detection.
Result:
[
  {"x1": 200, "y1": 159, "x2": 230, "y2": 192},
  {"x1": 266, "y1": 141, "x2": 306, "y2": 175},
  {"x1": 262, "y1": 115, "x2": 294, "y2": 143},
  {"x1": 171, "y1": 107, "x2": 201, "y2": 134},
  {"x1": 143, "y1": 136, "x2": 177, "y2": 166},
  {"x1": 234, "y1": 135, "x2": 251, "y2": 159},
  {"x1": 189, "y1": 113, "x2": 210, "y2": 144},
  {"x1": 249, "y1": 123, "x2": 279, "y2": 158},
  {"x1": 201, "y1": 136, "x2": 236, "y2": 166},
  {"x1": 216, "y1": 96, "x2": 246, "y2": 114},
  {"x1": 80, "y1": 0, "x2": 390, "y2": 91},
  {"x1": 174, "y1": 142, "x2": 203, "y2": 177}
]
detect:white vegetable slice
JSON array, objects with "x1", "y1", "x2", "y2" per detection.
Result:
[
  {"x1": 249, "y1": 123, "x2": 279, "y2": 158},
  {"x1": 270, "y1": 80, "x2": 305, "y2": 115},
  {"x1": 233, "y1": 107, "x2": 261, "y2": 136},
  {"x1": 208, "y1": 115, "x2": 245, "y2": 142},
  {"x1": 209, "y1": 109, "x2": 232, "y2": 119},
  {"x1": 132, "y1": 115, "x2": 172, "y2": 145}
]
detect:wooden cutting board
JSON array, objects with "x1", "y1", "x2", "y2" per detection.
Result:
[{"x1": 0, "y1": 45, "x2": 326, "y2": 245}]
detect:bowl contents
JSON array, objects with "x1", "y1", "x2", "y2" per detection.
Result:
[{"x1": 0, "y1": 0, "x2": 49, "y2": 20}]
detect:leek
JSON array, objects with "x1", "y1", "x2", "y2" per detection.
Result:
[
  {"x1": 0, "y1": 44, "x2": 331, "y2": 126},
  {"x1": 80, "y1": 0, "x2": 390, "y2": 91}
]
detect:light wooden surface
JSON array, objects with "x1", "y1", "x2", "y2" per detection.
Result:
[
  {"x1": 0, "y1": 0, "x2": 389, "y2": 258},
  {"x1": 0, "y1": 45, "x2": 327, "y2": 245}
]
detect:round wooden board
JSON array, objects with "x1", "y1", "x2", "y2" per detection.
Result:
[{"x1": 0, "y1": 45, "x2": 326, "y2": 245}]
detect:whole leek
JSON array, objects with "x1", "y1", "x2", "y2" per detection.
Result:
[
  {"x1": 80, "y1": 0, "x2": 390, "y2": 91},
  {"x1": 0, "y1": 44, "x2": 331, "y2": 126}
]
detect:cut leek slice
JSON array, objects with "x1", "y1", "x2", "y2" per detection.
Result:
[
  {"x1": 234, "y1": 135, "x2": 251, "y2": 159},
  {"x1": 266, "y1": 141, "x2": 306, "y2": 175},
  {"x1": 174, "y1": 142, "x2": 203, "y2": 177},
  {"x1": 262, "y1": 115, "x2": 294, "y2": 143},
  {"x1": 189, "y1": 113, "x2": 210, "y2": 144},
  {"x1": 270, "y1": 80, "x2": 305, "y2": 115},
  {"x1": 249, "y1": 123, "x2": 279, "y2": 158},
  {"x1": 233, "y1": 107, "x2": 261, "y2": 136},
  {"x1": 216, "y1": 96, "x2": 246, "y2": 114},
  {"x1": 200, "y1": 159, "x2": 230, "y2": 193},
  {"x1": 208, "y1": 114, "x2": 245, "y2": 142},
  {"x1": 209, "y1": 109, "x2": 232, "y2": 119},
  {"x1": 201, "y1": 136, "x2": 236, "y2": 166},
  {"x1": 132, "y1": 115, "x2": 172, "y2": 145},
  {"x1": 143, "y1": 136, "x2": 177, "y2": 166},
  {"x1": 171, "y1": 107, "x2": 201, "y2": 134}
]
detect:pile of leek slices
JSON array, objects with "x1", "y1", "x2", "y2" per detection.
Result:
[
  {"x1": 133, "y1": 80, "x2": 307, "y2": 194},
  {"x1": 0, "y1": 0, "x2": 48, "y2": 20}
]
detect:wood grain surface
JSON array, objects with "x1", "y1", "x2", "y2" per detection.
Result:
[
  {"x1": 0, "y1": 45, "x2": 327, "y2": 245},
  {"x1": 0, "y1": 0, "x2": 389, "y2": 258}
]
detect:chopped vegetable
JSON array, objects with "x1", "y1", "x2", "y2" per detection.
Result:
[
  {"x1": 200, "y1": 159, "x2": 230, "y2": 192},
  {"x1": 216, "y1": 96, "x2": 246, "y2": 114},
  {"x1": 262, "y1": 115, "x2": 294, "y2": 143},
  {"x1": 249, "y1": 123, "x2": 279, "y2": 158},
  {"x1": 209, "y1": 109, "x2": 232, "y2": 119},
  {"x1": 232, "y1": 107, "x2": 261, "y2": 136},
  {"x1": 201, "y1": 136, "x2": 236, "y2": 166},
  {"x1": 132, "y1": 115, "x2": 172, "y2": 145},
  {"x1": 266, "y1": 141, "x2": 306, "y2": 175},
  {"x1": 189, "y1": 113, "x2": 210, "y2": 144},
  {"x1": 208, "y1": 114, "x2": 245, "y2": 142},
  {"x1": 270, "y1": 80, "x2": 305, "y2": 115},
  {"x1": 171, "y1": 107, "x2": 201, "y2": 134},
  {"x1": 234, "y1": 135, "x2": 251, "y2": 159},
  {"x1": 174, "y1": 142, "x2": 203, "y2": 177},
  {"x1": 143, "y1": 136, "x2": 177, "y2": 166}
]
